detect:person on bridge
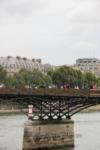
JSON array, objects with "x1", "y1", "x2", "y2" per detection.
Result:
[{"x1": 63, "y1": 84, "x2": 68, "y2": 92}]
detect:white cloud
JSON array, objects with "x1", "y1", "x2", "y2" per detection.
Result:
[{"x1": 0, "y1": 0, "x2": 99, "y2": 65}]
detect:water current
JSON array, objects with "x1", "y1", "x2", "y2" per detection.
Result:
[{"x1": 0, "y1": 112, "x2": 100, "y2": 150}]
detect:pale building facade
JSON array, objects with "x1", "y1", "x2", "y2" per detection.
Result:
[
  {"x1": 74, "y1": 58, "x2": 100, "y2": 77},
  {"x1": 0, "y1": 56, "x2": 53, "y2": 75}
]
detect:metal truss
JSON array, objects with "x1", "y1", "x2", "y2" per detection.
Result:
[{"x1": 0, "y1": 94, "x2": 100, "y2": 120}]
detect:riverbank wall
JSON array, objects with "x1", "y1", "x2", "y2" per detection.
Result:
[{"x1": 0, "y1": 104, "x2": 27, "y2": 113}]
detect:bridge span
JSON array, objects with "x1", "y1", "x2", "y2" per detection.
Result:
[
  {"x1": 0, "y1": 91, "x2": 100, "y2": 119},
  {"x1": 0, "y1": 88, "x2": 100, "y2": 150}
]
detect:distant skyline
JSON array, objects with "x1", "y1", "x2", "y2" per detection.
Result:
[{"x1": 0, "y1": 0, "x2": 100, "y2": 65}]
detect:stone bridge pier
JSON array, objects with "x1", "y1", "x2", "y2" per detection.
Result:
[{"x1": 22, "y1": 119, "x2": 74, "y2": 150}]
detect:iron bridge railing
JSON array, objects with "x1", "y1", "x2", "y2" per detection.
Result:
[{"x1": 0, "y1": 93, "x2": 100, "y2": 120}]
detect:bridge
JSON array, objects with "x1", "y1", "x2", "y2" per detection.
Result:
[
  {"x1": 0, "y1": 94, "x2": 100, "y2": 120},
  {"x1": 0, "y1": 88, "x2": 100, "y2": 150},
  {"x1": 0, "y1": 88, "x2": 100, "y2": 120}
]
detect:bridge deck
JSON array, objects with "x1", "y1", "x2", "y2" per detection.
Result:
[{"x1": 0, "y1": 87, "x2": 100, "y2": 95}]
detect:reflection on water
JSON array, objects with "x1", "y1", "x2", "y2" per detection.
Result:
[{"x1": 0, "y1": 112, "x2": 100, "y2": 150}]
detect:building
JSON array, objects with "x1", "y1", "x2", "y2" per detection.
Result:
[
  {"x1": 74, "y1": 58, "x2": 100, "y2": 77},
  {"x1": 0, "y1": 56, "x2": 53, "y2": 76},
  {"x1": 1, "y1": 56, "x2": 99, "y2": 77}
]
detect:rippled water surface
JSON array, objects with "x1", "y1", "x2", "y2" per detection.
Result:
[{"x1": 0, "y1": 112, "x2": 100, "y2": 150}]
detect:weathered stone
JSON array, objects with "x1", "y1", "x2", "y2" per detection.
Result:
[{"x1": 22, "y1": 119, "x2": 74, "y2": 150}]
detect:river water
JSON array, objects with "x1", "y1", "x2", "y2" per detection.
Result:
[{"x1": 0, "y1": 112, "x2": 100, "y2": 150}]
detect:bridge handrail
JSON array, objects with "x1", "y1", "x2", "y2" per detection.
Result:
[{"x1": 0, "y1": 87, "x2": 99, "y2": 96}]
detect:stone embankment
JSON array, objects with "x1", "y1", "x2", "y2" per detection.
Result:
[
  {"x1": 82, "y1": 105, "x2": 100, "y2": 112},
  {"x1": 0, "y1": 104, "x2": 27, "y2": 113}
]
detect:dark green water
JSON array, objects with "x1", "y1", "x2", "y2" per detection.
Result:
[{"x1": 0, "y1": 113, "x2": 100, "y2": 150}]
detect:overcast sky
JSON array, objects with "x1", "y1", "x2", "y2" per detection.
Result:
[{"x1": 0, "y1": 0, "x2": 100, "y2": 65}]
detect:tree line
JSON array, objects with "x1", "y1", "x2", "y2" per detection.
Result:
[{"x1": 0, "y1": 65, "x2": 100, "y2": 89}]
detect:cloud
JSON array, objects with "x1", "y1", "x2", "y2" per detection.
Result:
[
  {"x1": 0, "y1": 0, "x2": 49, "y2": 16},
  {"x1": 68, "y1": 0, "x2": 100, "y2": 23},
  {"x1": 0, "y1": 0, "x2": 99, "y2": 65}
]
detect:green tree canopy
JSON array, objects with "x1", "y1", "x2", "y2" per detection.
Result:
[
  {"x1": 31, "y1": 69, "x2": 52, "y2": 87},
  {"x1": 18, "y1": 69, "x2": 33, "y2": 87},
  {"x1": 52, "y1": 66, "x2": 83, "y2": 88},
  {"x1": 4, "y1": 75, "x2": 15, "y2": 88},
  {"x1": 0, "y1": 66, "x2": 7, "y2": 84},
  {"x1": 83, "y1": 72, "x2": 97, "y2": 89}
]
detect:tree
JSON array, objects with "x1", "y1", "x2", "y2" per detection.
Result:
[
  {"x1": 96, "y1": 77, "x2": 100, "y2": 87},
  {"x1": 18, "y1": 69, "x2": 33, "y2": 88},
  {"x1": 4, "y1": 68, "x2": 53, "y2": 88},
  {"x1": 52, "y1": 66, "x2": 82, "y2": 88},
  {"x1": 47, "y1": 69, "x2": 54, "y2": 79},
  {"x1": 43, "y1": 74, "x2": 52, "y2": 87},
  {"x1": 73, "y1": 70, "x2": 83, "y2": 88},
  {"x1": 31, "y1": 69, "x2": 45, "y2": 87},
  {"x1": 4, "y1": 75, "x2": 15, "y2": 88},
  {"x1": 83, "y1": 72, "x2": 97, "y2": 89},
  {"x1": 52, "y1": 66, "x2": 68, "y2": 87},
  {"x1": 0, "y1": 66, "x2": 7, "y2": 84},
  {"x1": 13, "y1": 73, "x2": 26, "y2": 88}
]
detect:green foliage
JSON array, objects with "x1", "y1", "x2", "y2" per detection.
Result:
[
  {"x1": 52, "y1": 66, "x2": 70, "y2": 87},
  {"x1": 4, "y1": 69, "x2": 52, "y2": 88},
  {"x1": 1, "y1": 65, "x2": 99, "y2": 89},
  {"x1": 83, "y1": 72, "x2": 96, "y2": 89},
  {"x1": 32, "y1": 69, "x2": 52, "y2": 87},
  {"x1": 97, "y1": 77, "x2": 100, "y2": 86},
  {"x1": 47, "y1": 69, "x2": 54, "y2": 78},
  {"x1": 18, "y1": 69, "x2": 33, "y2": 87},
  {"x1": 49, "y1": 66, "x2": 97, "y2": 89},
  {"x1": 43, "y1": 74, "x2": 52, "y2": 87},
  {"x1": 52, "y1": 66, "x2": 83, "y2": 88},
  {"x1": 13, "y1": 73, "x2": 26, "y2": 88},
  {"x1": 73, "y1": 70, "x2": 83, "y2": 88},
  {"x1": 4, "y1": 76, "x2": 15, "y2": 88},
  {"x1": 0, "y1": 66, "x2": 7, "y2": 84}
]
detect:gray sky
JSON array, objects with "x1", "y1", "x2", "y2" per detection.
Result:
[{"x1": 0, "y1": 0, "x2": 100, "y2": 65}]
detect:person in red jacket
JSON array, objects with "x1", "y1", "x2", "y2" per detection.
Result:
[{"x1": 63, "y1": 84, "x2": 68, "y2": 92}]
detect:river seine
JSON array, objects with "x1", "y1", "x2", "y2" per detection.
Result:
[{"x1": 0, "y1": 112, "x2": 100, "y2": 150}]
